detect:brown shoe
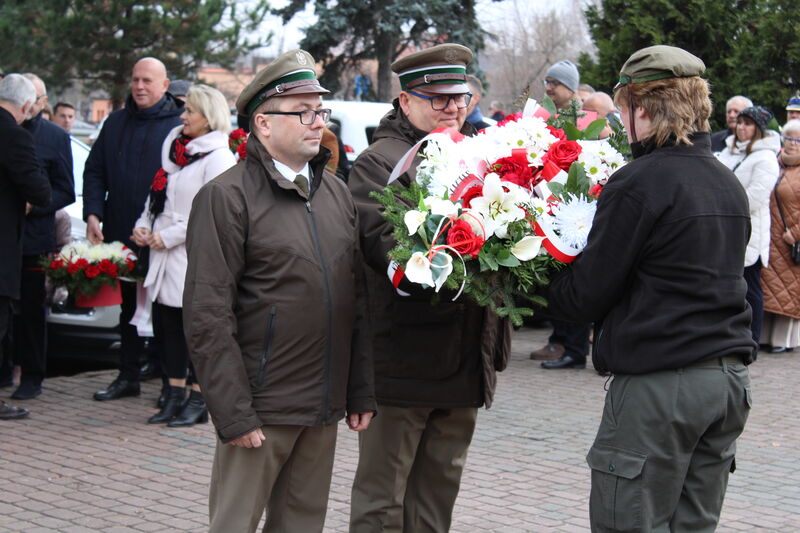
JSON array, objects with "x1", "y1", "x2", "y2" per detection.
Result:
[
  {"x1": 530, "y1": 342, "x2": 565, "y2": 360},
  {"x1": 0, "y1": 400, "x2": 29, "y2": 420}
]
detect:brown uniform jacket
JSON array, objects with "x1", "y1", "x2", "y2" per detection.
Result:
[
  {"x1": 763, "y1": 151, "x2": 800, "y2": 319},
  {"x1": 348, "y1": 101, "x2": 510, "y2": 409},
  {"x1": 183, "y1": 135, "x2": 375, "y2": 443}
]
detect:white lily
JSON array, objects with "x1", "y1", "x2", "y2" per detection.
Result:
[
  {"x1": 430, "y1": 251, "x2": 454, "y2": 292},
  {"x1": 404, "y1": 210, "x2": 427, "y2": 235},
  {"x1": 405, "y1": 252, "x2": 434, "y2": 286},
  {"x1": 511, "y1": 235, "x2": 545, "y2": 261},
  {"x1": 468, "y1": 173, "x2": 528, "y2": 238},
  {"x1": 424, "y1": 197, "x2": 459, "y2": 217}
]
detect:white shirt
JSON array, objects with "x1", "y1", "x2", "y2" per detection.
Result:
[{"x1": 272, "y1": 159, "x2": 310, "y2": 192}]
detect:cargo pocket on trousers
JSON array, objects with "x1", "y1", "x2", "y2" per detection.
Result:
[{"x1": 586, "y1": 445, "x2": 646, "y2": 532}]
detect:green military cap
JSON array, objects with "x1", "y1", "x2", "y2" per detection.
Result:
[
  {"x1": 392, "y1": 44, "x2": 473, "y2": 95},
  {"x1": 236, "y1": 49, "x2": 330, "y2": 116},
  {"x1": 615, "y1": 45, "x2": 705, "y2": 90}
]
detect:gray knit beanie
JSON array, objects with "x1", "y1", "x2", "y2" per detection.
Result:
[{"x1": 545, "y1": 60, "x2": 580, "y2": 92}]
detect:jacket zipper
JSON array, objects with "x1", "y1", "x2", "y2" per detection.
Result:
[
  {"x1": 256, "y1": 306, "x2": 277, "y2": 388},
  {"x1": 306, "y1": 200, "x2": 334, "y2": 424}
]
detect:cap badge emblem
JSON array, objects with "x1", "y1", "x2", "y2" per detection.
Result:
[
  {"x1": 444, "y1": 49, "x2": 458, "y2": 64},
  {"x1": 296, "y1": 52, "x2": 308, "y2": 65}
]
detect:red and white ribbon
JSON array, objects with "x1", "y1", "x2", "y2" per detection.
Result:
[{"x1": 387, "y1": 127, "x2": 464, "y2": 185}]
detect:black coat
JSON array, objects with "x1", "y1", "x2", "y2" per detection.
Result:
[
  {"x1": 21, "y1": 113, "x2": 75, "y2": 255},
  {"x1": 0, "y1": 107, "x2": 51, "y2": 298},
  {"x1": 83, "y1": 93, "x2": 183, "y2": 247},
  {"x1": 544, "y1": 133, "x2": 755, "y2": 374}
]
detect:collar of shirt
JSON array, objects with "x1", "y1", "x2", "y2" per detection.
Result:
[{"x1": 272, "y1": 159, "x2": 310, "y2": 187}]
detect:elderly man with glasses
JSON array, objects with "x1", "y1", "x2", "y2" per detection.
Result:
[
  {"x1": 347, "y1": 43, "x2": 511, "y2": 533},
  {"x1": 183, "y1": 48, "x2": 375, "y2": 533}
]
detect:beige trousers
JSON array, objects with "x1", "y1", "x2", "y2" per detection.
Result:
[
  {"x1": 208, "y1": 423, "x2": 338, "y2": 533},
  {"x1": 349, "y1": 405, "x2": 478, "y2": 533}
]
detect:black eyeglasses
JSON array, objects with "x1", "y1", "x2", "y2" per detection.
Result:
[
  {"x1": 407, "y1": 91, "x2": 472, "y2": 111},
  {"x1": 259, "y1": 108, "x2": 331, "y2": 125}
]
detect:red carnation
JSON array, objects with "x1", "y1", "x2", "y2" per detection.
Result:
[
  {"x1": 546, "y1": 125, "x2": 567, "y2": 141},
  {"x1": 237, "y1": 141, "x2": 247, "y2": 160},
  {"x1": 446, "y1": 219, "x2": 485, "y2": 258},
  {"x1": 459, "y1": 185, "x2": 483, "y2": 209},
  {"x1": 229, "y1": 128, "x2": 247, "y2": 145},
  {"x1": 126, "y1": 258, "x2": 136, "y2": 273},
  {"x1": 543, "y1": 140, "x2": 582, "y2": 171},
  {"x1": 589, "y1": 183, "x2": 603, "y2": 198},
  {"x1": 49, "y1": 259, "x2": 65, "y2": 270},
  {"x1": 152, "y1": 168, "x2": 168, "y2": 191},
  {"x1": 497, "y1": 112, "x2": 523, "y2": 127},
  {"x1": 67, "y1": 258, "x2": 88, "y2": 274},
  {"x1": 84, "y1": 264, "x2": 101, "y2": 279}
]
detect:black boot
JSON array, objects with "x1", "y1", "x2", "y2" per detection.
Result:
[
  {"x1": 156, "y1": 377, "x2": 169, "y2": 408},
  {"x1": 168, "y1": 390, "x2": 208, "y2": 427},
  {"x1": 147, "y1": 385, "x2": 186, "y2": 424}
]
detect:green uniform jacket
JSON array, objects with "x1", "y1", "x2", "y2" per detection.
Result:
[
  {"x1": 348, "y1": 101, "x2": 511, "y2": 409},
  {"x1": 184, "y1": 135, "x2": 375, "y2": 443}
]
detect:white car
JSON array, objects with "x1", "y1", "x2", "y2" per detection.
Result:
[
  {"x1": 325, "y1": 100, "x2": 393, "y2": 163},
  {"x1": 47, "y1": 137, "x2": 121, "y2": 346}
]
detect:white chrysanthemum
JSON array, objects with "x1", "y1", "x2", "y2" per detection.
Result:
[
  {"x1": 577, "y1": 140, "x2": 627, "y2": 183},
  {"x1": 548, "y1": 196, "x2": 597, "y2": 250}
]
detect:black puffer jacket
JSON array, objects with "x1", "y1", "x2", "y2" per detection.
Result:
[{"x1": 544, "y1": 133, "x2": 755, "y2": 374}]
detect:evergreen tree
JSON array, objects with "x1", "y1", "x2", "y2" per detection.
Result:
[
  {"x1": 578, "y1": 0, "x2": 800, "y2": 127},
  {"x1": 0, "y1": 0, "x2": 270, "y2": 108},
  {"x1": 274, "y1": 0, "x2": 488, "y2": 102}
]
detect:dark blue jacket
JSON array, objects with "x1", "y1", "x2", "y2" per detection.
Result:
[
  {"x1": 21, "y1": 113, "x2": 75, "y2": 255},
  {"x1": 83, "y1": 93, "x2": 183, "y2": 247},
  {"x1": 0, "y1": 107, "x2": 51, "y2": 298}
]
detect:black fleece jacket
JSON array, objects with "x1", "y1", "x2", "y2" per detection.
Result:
[{"x1": 543, "y1": 132, "x2": 756, "y2": 374}]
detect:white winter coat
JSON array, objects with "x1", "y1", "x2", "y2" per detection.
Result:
[
  {"x1": 134, "y1": 125, "x2": 236, "y2": 307},
  {"x1": 717, "y1": 131, "x2": 781, "y2": 267}
]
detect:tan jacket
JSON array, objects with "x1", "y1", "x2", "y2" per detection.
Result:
[
  {"x1": 348, "y1": 102, "x2": 510, "y2": 409},
  {"x1": 183, "y1": 136, "x2": 375, "y2": 442},
  {"x1": 762, "y1": 152, "x2": 800, "y2": 319}
]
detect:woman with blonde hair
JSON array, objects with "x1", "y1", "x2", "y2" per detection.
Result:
[
  {"x1": 761, "y1": 119, "x2": 800, "y2": 353},
  {"x1": 132, "y1": 84, "x2": 236, "y2": 426}
]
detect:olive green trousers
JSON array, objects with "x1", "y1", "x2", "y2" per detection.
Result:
[
  {"x1": 349, "y1": 405, "x2": 478, "y2": 533},
  {"x1": 587, "y1": 357, "x2": 751, "y2": 533},
  {"x1": 208, "y1": 423, "x2": 337, "y2": 533}
]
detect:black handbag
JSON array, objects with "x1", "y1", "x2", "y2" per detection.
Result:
[{"x1": 773, "y1": 173, "x2": 800, "y2": 264}]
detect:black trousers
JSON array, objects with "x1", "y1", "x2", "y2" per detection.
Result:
[
  {"x1": 743, "y1": 259, "x2": 764, "y2": 345},
  {"x1": 13, "y1": 256, "x2": 47, "y2": 384},
  {"x1": 154, "y1": 302, "x2": 194, "y2": 381},
  {"x1": 119, "y1": 280, "x2": 146, "y2": 381},
  {"x1": 0, "y1": 296, "x2": 11, "y2": 381},
  {"x1": 549, "y1": 319, "x2": 591, "y2": 361}
]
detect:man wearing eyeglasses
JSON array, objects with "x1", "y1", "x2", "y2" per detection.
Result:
[
  {"x1": 183, "y1": 49, "x2": 375, "y2": 533},
  {"x1": 348, "y1": 43, "x2": 511, "y2": 533}
]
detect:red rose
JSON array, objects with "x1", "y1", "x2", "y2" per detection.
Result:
[
  {"x1": 229, "y1": 128, "x2": 247, "y2": 142},
  {"x1": 125, "y1": 258, "x2": 135, "y2": 273},
  {"x1": 237, "y1": 141, "x2": 247, "y2": 160},
  {"x1": 546, "y1": 125, "x2": 567, "y2": 141},
  {"x1": 152, "y1": 168, "x2": 168, "y2": 191},
  {"x1": 459, "y1": 185, "x2": 483, "y2": 208},
  {"x1": 67, "y1": 258, "x2": 89, "y2": 275},
  {"x1": 49, "y1": 259, "x2": 64, "y2": 270},
  {"x1": 446, "y1": 219, "x2": 485, "y2": 258},
  {"x1": 497, "y1": 112, "x2": 523, "y2": 127},
  {"x1": 543, "y1": 140, "x2": 582, "y2": 171},
  {"x1": 493, "y1": 151, "x2": 534, "y2": 189},
  {"x1": 589, "y1": 183, "x2": 603, "y2": 198},
  {"x1": 99, "y1": 259, "x2": 118, "y2": 277},
  {"x1": 84, "y1": 264, "x2": 101, "y2": 279},
  {"x1": 174, "y1": 138, "x2": 189, "y2": 166}
]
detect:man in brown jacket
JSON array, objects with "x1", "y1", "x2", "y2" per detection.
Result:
[
  {"x1": 348, "y1": 43, "x2": 511, "y2": 533},
  {"x1": 183, "y1": 49, "x2": 375, "y2": 533}
]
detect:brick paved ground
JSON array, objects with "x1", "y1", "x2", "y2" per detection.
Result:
[{"x1": 2, "y1": 325, "x2": 799, "y2": 532}]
